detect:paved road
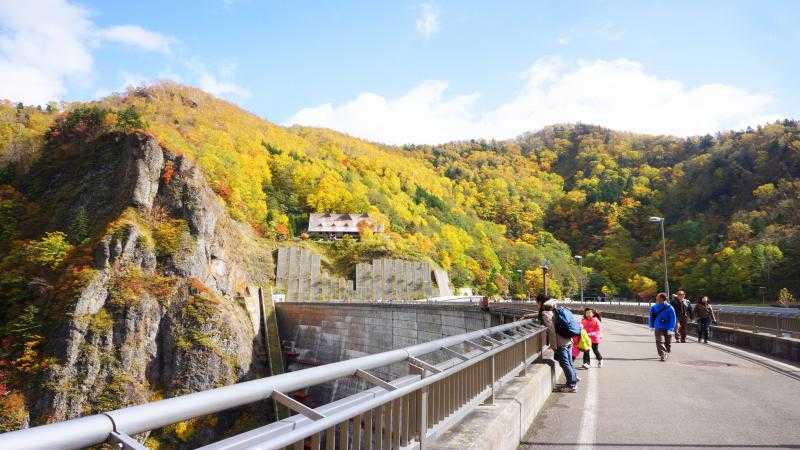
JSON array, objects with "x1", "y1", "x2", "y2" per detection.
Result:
[{"x1": 519, "y1": 319, "x2": 800, "y2": 449}]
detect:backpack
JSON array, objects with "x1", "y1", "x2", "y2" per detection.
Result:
[{"x1": 554, "y1": 306, "x2": 581, "y2": 338}]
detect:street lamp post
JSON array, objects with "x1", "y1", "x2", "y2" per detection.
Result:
[
  {"x1": 575, "y1": 255, "x2": 584, "y2": 303},
  {"x1": 649, "y1": 216, "x2": 670, "y2": 298},
  {"x1": 540, "y1": 260, "x2": 550, "y2": 298}
]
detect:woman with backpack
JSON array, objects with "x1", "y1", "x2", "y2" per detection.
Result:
[
  {"x1": 538, "y1": 298, "x2": 580, "y2": 392},
  {"x1": 580, "y1": 308, "x2": 604, "y2": 368}
]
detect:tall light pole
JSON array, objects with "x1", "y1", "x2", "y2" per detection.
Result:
[
  {"x1": 649, "y1": 216, "x2": 670, "y2": 298},
  {"x1": 575, "y1": 255, "x2": 584, "y2": 303},
  {"x1": 540, "y1": 260, "x2": 550, "y2": 297}
]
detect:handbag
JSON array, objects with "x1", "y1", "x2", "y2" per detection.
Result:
[{"x1": 578, "y1": 329, "x2": 592, "y2": 351}]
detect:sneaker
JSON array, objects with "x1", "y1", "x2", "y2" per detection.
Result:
[
  {"x1": 560, "y1": 385, "x2": 577, "y2": 393},
  {"x1": 660, "y1": 355, "x2": 666, "y2": 361},
  {"x1": 582, "y1": 363, "x2": 591, "y2": 369},
  {"x1": 597, "y1": 360, "x2": 603, "y2": 368}
]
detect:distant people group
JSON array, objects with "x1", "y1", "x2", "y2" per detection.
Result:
[
  {"x1": 528, "y1": 289, "x2": 718, "y2": 392},
  {"x1": 650, "y1": 290, "x2": 718, "y2": 360}
]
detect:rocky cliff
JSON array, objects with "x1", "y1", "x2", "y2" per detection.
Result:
[{"x1": 12, "y1": 131, "x2": 274, "y2": 446}]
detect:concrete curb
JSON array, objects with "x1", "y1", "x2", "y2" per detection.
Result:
[{"x1": 427, "y1": 359, "x2": 563, "y2": 450}]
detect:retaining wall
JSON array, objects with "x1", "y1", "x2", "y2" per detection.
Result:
[{"x1": 275, "y1": 302, "x2": 498, "y2": 404}]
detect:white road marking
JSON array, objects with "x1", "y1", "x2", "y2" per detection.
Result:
[{"x1": 576, "y1": 366, "x2": 599, "y2": 450}]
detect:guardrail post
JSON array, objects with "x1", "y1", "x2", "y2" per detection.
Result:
[
  {"x1": 482, "y1": 354, "x2": 496, "y2": 406},
  {"x1": 752, "y1": 315, "x2": 758, "y2": 333},
  {"x1": 419, "y1": 385, "x2": 428, "y2": 449},
  {"x1": 108, "y1": 431, "x2": 148, "y2": 450},
  {"x1": 776, "y1": 316, "x2": 782, "y2": 337}
]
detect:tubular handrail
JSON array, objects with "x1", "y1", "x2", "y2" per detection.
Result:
[
  {"x1": 0, "y1": 319, "x2": 539, "y2": 450},
  {"x1": 493, "y1": 301, "x2": 800, "y2": 339}
]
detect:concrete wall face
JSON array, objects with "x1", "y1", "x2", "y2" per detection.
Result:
[
  {"x1": 275, "y1": 247, "x2": 355, "y2": 301},
  {"x1": 276, "y1": 246, "x2": 449, "y2": 302},
  {"x1": 276, "y1": 303, "x2": 496, "y2": 403}
]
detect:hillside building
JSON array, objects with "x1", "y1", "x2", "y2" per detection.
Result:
[{"x1": 307, "y1": 213, "x2": 383, "y2": 239}]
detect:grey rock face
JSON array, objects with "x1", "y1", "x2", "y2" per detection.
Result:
[{"x1": 29, "y1": 132, "x2": 271, "y2": 443}]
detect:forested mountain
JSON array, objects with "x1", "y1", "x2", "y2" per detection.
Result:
[
  {"x1": 412, "y1": 123, "x2": 800, "y2": 303},
  {"x1": 2, "y1": 83, "x2": 799, "y2": 307},
  {"x1": 0, "y1": 83, "x2": 798, "y2": 434}
]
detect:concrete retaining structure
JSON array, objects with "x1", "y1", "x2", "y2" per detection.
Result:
[{"x1": 275, "y1": 302, "x2": 498, "y2": 403}]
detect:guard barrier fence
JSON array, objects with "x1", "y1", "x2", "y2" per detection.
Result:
[{"x1": 0, "y1": 319, "x2": 546, "y2": 450}]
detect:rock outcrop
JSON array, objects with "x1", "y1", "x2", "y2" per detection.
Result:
[{"x1": 23, "y1": 132, "x2": 273, "y2": 446}]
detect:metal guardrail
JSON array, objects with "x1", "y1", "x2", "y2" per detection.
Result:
[
  {"x1": 561, "y1": 301, "x2": 800, "y2": 339},
  {"x1": 485, "y1": 301, "x2": 800, "y2": 339},
  {"x1": 0, "y1": 319, "x2": 546, "y2": 450}
]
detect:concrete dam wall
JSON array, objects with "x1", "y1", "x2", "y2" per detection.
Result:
[
  {"x1": 274, "y1": 302, "x2": 497, "y2": 404},
  {"x1": 275, "y1": 246, "x2": 451, "y2": 302}
]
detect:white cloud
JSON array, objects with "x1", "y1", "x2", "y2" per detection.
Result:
[
  {"x1": 97, "y1": 25, "x2": 174, "y2": 54},
  {"x1": 0, "y1": 0, "x2": 175, "y2": 104},
  {"x1": 92, "y1": 70, "x2": 185, "y2": 100},
  {"x1": 198, "y1": 72, "x2": 250, "y2": 98},
  {"x1": 416, "y1": 2, "x2": 439, "y2": 38},
  {"x1": 556, "y1": 34, "x2": 571, "y2": 45},
  {"x1": 0, "y1": 0, "x2": 93, "y2": 103},
  {"x1": 287, "y1": 58, "x2": 779, "y2": 145},
  {"x1": 290, "y1": 81, "x2": 478, "y2": 144}
]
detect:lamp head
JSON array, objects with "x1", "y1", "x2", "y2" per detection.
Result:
[{"x1": 648, "y1": 216, "x2": 663, "y2": 223}]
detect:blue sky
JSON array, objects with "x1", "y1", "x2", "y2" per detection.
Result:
[{"x1": 1, "y1": 0, "x2": 798, "y2": 144}]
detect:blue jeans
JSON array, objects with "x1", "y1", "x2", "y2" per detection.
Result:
[{"x1": 554, "y1": 343, "x2": 578, "y2": 387}]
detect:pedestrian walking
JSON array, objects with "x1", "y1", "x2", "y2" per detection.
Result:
[
  {"x1": 580, "y1": 308, "x2": 604, "y2": 368},
  {"x1": 650, "y1": 292, "x2": 677, "y2": 361},
  {"x1": 540, "y1": 299, "x2": 580, "y2": 392},
  {"x1": 669, "y1": 290, "x2": 692, "y2": 343},
  {"x1": 694, "y1": 296, "x2": 717, "y2": 343}
]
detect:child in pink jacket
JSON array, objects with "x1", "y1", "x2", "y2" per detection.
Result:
[{"x1": 580, "y1": 308, "x2": 603, "y2": 368}]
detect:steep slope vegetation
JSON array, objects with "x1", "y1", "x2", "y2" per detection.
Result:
[
  {"x1": 95, "y1": 83, "x2": 581, "y2": 292},
  {"x1": 0, "y1": 124, "x2": 273, "y2": 445},
  {"x1": 412, "y1": 123, "x2": 800, "y2": 302}
]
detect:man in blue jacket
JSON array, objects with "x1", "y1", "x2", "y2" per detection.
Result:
[{"x1": 650, "y1": 292, "x2": 677, "y2": 361}]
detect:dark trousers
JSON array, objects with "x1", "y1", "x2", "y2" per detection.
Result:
[
  {"x1": 676, "y1": 317, "x2": 689, "y2": 342},
  {"x1": 697, "y1": 318, "x2": 711, "y2": 342},
  {"x1": 655, "y1": 330, "x2": 672, "y2": 357},
  {"x1": 582, "y1": 343, "x2": 602, "y2": 364}
]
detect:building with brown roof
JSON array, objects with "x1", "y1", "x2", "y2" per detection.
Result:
[{"x1": 307, "y1": 213, "x2": 383, "y2": 239}]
